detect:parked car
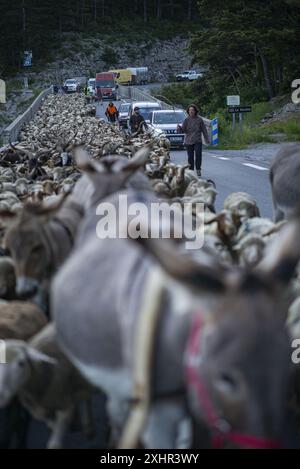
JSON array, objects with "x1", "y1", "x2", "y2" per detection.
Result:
[
  {"x1": 63, "y1": 79, "x2": 80, "y2": 93},
  {"x1": 175, "y1": 70, "x2": 203, "y2": 82},
  {"x1": 128, "y1": 101, "x2": 162, "y2": 127},
  {"x1": 148, "y1": 109, "x2": 187, "y2": 148},
  {"x1": 118, "y1": 102, "x2": 131, "y2": 128}
]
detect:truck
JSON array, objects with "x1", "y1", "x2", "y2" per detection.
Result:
[
  {"x1": 95, "y1": 72, "x2": 118, "y2": 100},
  {"x1": 126, "y1": 67, "x2": 148, "y2": 85},
  {"x1": 175, "y1": 70, "x2": 203, "y2": 82},
  {"x1": 109, "y1": 69, "x2": 132, "y2": 86}
]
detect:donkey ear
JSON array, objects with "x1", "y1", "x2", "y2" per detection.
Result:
[
  {"x1": 135, "y1": 236, "x2": 227, "y2": 292},
  {"x1": 23, "y1": 191, "x2": 70, "y2": 216},
  {"x1": 256, "y1": 215, "x2": 300, "y2": 285},
  {"x1": 74, "y1": 147, "x2": 104, "y2": 174},
  {"x1": 122, "y1": 146, "x2": 151, "y2": 172}
]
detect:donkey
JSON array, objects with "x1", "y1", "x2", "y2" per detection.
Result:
[
  {"x1": 51, "y1": 158, "x2": 300, "y2": 448},
  {"x1": 270, "y1": 143, "x2": 300, "y2": 222},
  {"x1": 0, "y1": 194, "x2": 83, "y2": 312},
  {"x1": 1, "y1": 147, "x2": 152, "y2": 312}
]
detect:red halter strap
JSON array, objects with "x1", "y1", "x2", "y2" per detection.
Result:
[{"x1": 184, "y1": 314, "x2": 282, "y2": 449}]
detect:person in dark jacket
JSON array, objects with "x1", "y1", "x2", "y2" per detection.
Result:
[
  {"x1": 129, "y1": 107, "x2": 148, "y2": 134},
  {"x1": 177, "y1": 104, "x2": 210, "y2": 177}
]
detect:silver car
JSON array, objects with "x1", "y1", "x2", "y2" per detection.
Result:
[
  {"x1": 148, "y1": 109, "x2": 187, "y2": 148},
  {"x1": 118, "y1": 102, "x2": 131, "y2": 128}
]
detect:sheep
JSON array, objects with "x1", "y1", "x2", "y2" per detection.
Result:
[
  {"x1": 233, "y1": 233, "x2": 267, "y2": 268},
  {"x1": 0, "y1": 191, "x2": 19, "y2": 208},
  {"x1": 52, "y1": 168, "x2": 64, "y2": 182},
  {"x1": 42, "y1": 180, "x2": 58, "y2": 197},
  {"x1": 59, "y1": 178, "x2": 75, "y2": 194},
  {"x1": 0, "y1": 301, "x2": 47, "y2": 340},
  {"x1": 0, "y1": 324, "x2": 94, "y2": 449},
  {"x1": 236, "y1": 217, "x2": 275, "y2": 242},
  {"x1": 223, "y1": 191, "x2": 260, "y2": 220},
  {"x1": 15, "y1": 178, "x2": 29, "y2": 198}
]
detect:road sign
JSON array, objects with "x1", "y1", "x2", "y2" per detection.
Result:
[
  {"x1": 226, "y1": 95, "x2": 240, "y2": 106},
  {"x1": 228, "y1": 106, "x2": 252, "y2": 113},
  {"x1": 211, "y1": 117, "x2": 218, "y2": 146}
]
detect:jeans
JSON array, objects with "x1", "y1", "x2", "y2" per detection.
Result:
[{"x1": 186, "y1": 143, "x2": 202, "y2": 171}]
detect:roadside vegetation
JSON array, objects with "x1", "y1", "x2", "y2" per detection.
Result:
[{"x1": 156, "y1": 81, "x2": 300, "y2": 149}]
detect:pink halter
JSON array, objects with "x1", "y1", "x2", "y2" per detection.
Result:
[{"x1": 184, "y1": 314, "x2": 282, "y2": 449}]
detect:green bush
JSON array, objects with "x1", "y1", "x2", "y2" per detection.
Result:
[{"x1": 265, "y1": 117, "x2": 300, "y2": 141}]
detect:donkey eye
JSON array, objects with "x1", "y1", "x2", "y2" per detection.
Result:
[
  {"x1": 216, "y1": 372, "x2": 238, "y2": 394},
  {"x1": 31, "y1": 246, "x2": 42, "y2": 255}
]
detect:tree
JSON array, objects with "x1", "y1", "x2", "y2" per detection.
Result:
[{"x1": 190, "y1": 0, "x2": 300, "y2": 100}]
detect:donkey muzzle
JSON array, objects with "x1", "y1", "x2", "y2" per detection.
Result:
[{"x1": 16, "y1": 277, "x2": 39, "y2": 299}]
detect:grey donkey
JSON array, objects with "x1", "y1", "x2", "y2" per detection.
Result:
[
  {"x1": 270, "y1": 143, "x2": 300, "y2": 221},
  {"x1": 51, "y1": 154, "x2": 300, "y2": 448}
]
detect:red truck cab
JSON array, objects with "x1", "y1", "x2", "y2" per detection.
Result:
[{"x1": 95, "y1": 72, "x2": 117, "y2": 100}]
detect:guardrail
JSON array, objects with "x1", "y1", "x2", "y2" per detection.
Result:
[
  {"x1": 2, "y1": 86, "x2": 53, "y2": 144},
  {"x1": 118, "y1": 85, "x2": 173, "y2": 110},
  {"x1": 118, "y1": 85, "x2": 214, "y2": 142}
]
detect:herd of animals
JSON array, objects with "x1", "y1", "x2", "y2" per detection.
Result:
[{"x1": 0, "y1": 92, "x2": 300, "y2": 449}]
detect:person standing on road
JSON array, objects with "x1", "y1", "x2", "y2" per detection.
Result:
[
  {"x1": 177, "y1": 104, "x2": 210, "y2": 177},
  {"x1": 95, "y1": 86, "x2": 103, "y2": 105},
  {"x1": 129, "y1": 107, "x2": 148, "y2": 134},
  {"x1": 105, "y1": 102, "x2": 119, "y2": 123}
]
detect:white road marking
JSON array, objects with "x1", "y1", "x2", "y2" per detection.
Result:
[
  {"x1": 206, "y1": 152, "x2": 270, "y2": 171},
  {"x1": 243, "y1": 163, "x2": 269, "y2": 171},
  {"x1": 207, "y1": 154, "x2": 230, "y2": 160}
]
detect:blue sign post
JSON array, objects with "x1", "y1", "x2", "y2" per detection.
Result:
[{"x1": 211, "y1": 117, "x2": 218, "y2": 146}]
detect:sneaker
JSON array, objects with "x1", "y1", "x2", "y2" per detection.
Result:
[{"x1": 197, "y1": 170, "x2": 202, "y2": 178}]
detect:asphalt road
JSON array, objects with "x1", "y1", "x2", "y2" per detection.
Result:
[
  {"x1": 96, "y1": 101, "x2": 274, "y2": 219},
  {"x1": 171, "y1": 148, "x2": 273, "y2": 218}
]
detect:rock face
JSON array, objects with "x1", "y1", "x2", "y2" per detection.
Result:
[
  {"x1": 0, "y1": 35, "x2": 193, "y2": 142},
  {"x1": 260, "y1": 102, "x2": 300, "y2": 124},
  {"x1": 22, "y1": 36, "x2": 193, "y2": 87}
]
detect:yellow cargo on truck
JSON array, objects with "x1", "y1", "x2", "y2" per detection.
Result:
[{"x1": 109, "y1": 69, "x2": 132, "y2": 85}]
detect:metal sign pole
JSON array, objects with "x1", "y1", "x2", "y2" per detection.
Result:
[{"x1": 232, "y1": 112, "x2": 236, "y2": 130}]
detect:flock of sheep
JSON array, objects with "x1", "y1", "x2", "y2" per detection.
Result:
[{"x1": 0, "y1": 92, "x2": 300, "y2": 449}]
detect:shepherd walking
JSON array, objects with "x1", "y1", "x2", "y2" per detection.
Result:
[{"x1": 178, "y1": 104, "x2": 210, "y2": 177}]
